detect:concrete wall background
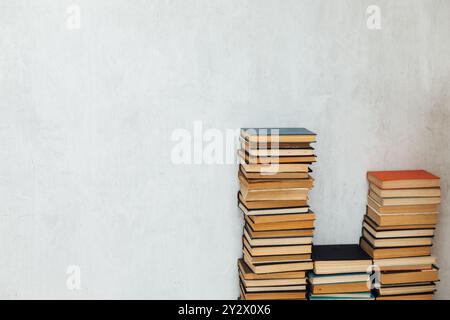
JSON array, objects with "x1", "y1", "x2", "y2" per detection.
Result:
[{"x1": 1, "y1": 0, "x2": 449, "y2": 299}]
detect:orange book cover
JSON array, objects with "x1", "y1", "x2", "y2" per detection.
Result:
[{"x1": 368, "y1": 170, "x2": 439, "y2": 182}]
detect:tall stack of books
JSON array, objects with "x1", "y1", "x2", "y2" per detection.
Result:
[
  {"x1": 360, "y1": 170, "x2": 440, "y2": 300},
  {"x1": 308, "y1": 245, "x2": 374, "y2": 300},
  {"x1": 237, "y1": 128, "x2": 317, "y2": 300}
]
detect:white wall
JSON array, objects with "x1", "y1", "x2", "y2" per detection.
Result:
[{"x1": 1, "y1": 0, "x2": 449, "y2": 299}]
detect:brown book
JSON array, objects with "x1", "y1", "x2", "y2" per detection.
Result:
[
  {"x1": 238, "y1": 192, "x2": 308, "y2": 209},
  {"x1": 360, "y1": 237, "x2": 431, "y2": 259},
  {"x1": 240, "y1": 137, "x2": 312, "y2": 149},
  {"x1": 238, "y1": 259, "x2": 306, "y2": 280},
  {"x1": 378, "y1": 283, "x2": 436, "y2": 296},
  {"x1": 241, "y1": 128, "x2": 316, "y2": 144},
  {"x1": 311, "y1": 282, "x2": 369, "y2": 294},
  {"x1": 367, "y1": 170, "x2": 440, "y2": 189},
  {"x1": 245, "y1": 215, "x2": 315, "y2": 231},
  {"x1": 369, "y1": 183, "x2": 441, "y2": 198},
  {"x1": 362, "y1": 229, "x2": 433, "y2": 248},
  {"x1": 243, "y1": 284, "x2": 306, "y2": 293},
  {"x1": 366, "y1": 206, "x2": 438, "y2": 226},
  {"x1": 376, "y1": 293, "x2": 434, "y2": 300},
  {"x1": 243, "y1": 237, "x2": 312, "y2": 256},
  {"x1": 243, "y1": 228, "x2": 313, "y2": 246},
  {"x1": 368, "y1": 196, "x2": 439, "y2": 214},
  {"x1": 364, "y1": 215, "x2": 436, "y2": 231},
  {"x1": 243, "y1": 250, "x2": 312, "y2": 274},
  {"x1": 239, "y1": 171, "x2": 314, "y2": 189},
  {"x1": 240, "y1": 184, "x2": 309, "y2": 201},
  {"x1": 240, "y1": 139, "x2": 315, "y2": 157},
  {"x1": 241, "y1": 162, "x2": 310, "y2": 173},
  {"x1": 240, "y1": 166, "x2": 310, "y2": 180},
  {"x1": 380, "y1": 268, "x2": 439, "y2": 285},
  {"x1": 238, "y1": 202, "x2": 309, "y2": 216},
  {"x1": 373, "y1": 256, "x2": 436, "y2": 272},
  {"x1": 243, "y1": 247, "x2": 311, "y2": 265},
  {"x1": 238, "y1": 149, "x2": 317, "y2": 164},
  {"x1": 369, "y1": 191, "x2": 440, "y2": 206},
  {"x1": 239, "y1": 272, "x2": 307, "y2": 288},
  {"x1": 246, "y1": 227, "x2": 314, "y2": 239},
  {"x1": 240, "y1": 284, "x2": 306, "y2": 300},
  {"x1": 249, "y1": 212, "x2": 316, "y2": 224},
  {"x1": 363, "y1": 220, "x2": 435, "y2": 238}
]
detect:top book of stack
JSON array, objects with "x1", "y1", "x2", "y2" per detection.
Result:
[
  {"x1": 241, "y1": 128, "x2": 317, "y2": 143},
  {"x1": 367, "y1": 170, "x2": 440, "y2": 190}
]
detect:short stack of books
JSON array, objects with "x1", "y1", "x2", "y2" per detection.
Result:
[
  {"x1": 360, "y1": 170, "x2": 441, "y2": 300},
  {"x1": 238, "y1": 128, "x2": 317, "y2": 300},
  {"x1": 308, "y1": 245, "x2": 374, "y2": 300}
]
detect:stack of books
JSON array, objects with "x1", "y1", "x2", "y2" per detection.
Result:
[
  {"x1": 237, "y1": 128, "x2": 317, "y2": 300},
  {"x1": 360, "y1": 170, "x2": 441, "y2": 300},
  {"x1": 308, "y1": 245, "x2": 374, "y2": 300}
]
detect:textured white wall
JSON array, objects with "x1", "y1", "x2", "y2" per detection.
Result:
[{"x1": 0, "y1": 0, "x2": 449, "y2": 299}]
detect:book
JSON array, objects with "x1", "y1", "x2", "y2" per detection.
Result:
[
  {"x1": 238, "y1": 192, "x2": 308, "y2": 209},
  {"x1": 368, "y1": 191, "x2": 441, "y2": 206},
  {"x1": 241, "y1": 162, "x2": 310, "y2": 174},
  {"x1": 369, "y1": 183, "x2": 441, "y2": 198},
  {"x1": 312, "y1": 244, "x2": 372, "y2": 274},
  {"x1": 308, "y1": 272, "x2": 370, "y2": 285},
  {"x1": 373, "y1": 256, "x2": 436, "y2": 271},
  {"x1": 238, "y1": 202, "x2": 309, "y2": 216},
  {"x1": 240, "y1": 185, "x2": 309, "y2": 201},
  {"x1": 240, "y1": 166, "x2": 310, "y2": 180},
  {"x1": 243, "y1": 255, "x2": 313, "y2": 274},
  {"x1": 248, "y1": 212, "x2": 316, "y2": 224},
  {"x1": 243, "y1": 228, "x2": 313, "y2": 246},
  {"x1": 245, "y1": 228, "x2": 314, "y2": 239},
  {"x1": 362, "y1": 229, "x2": 433, "y2": 247},
  {"x1": 367, "y1": 170, "x2": 440, "y2": 189},
  {"x1": 364, "y1": 214, "x2": 436, "y2": 231},
  {"x1": 243, "y1": 247, "x2": 311, "y2": 265},
  {"x1": 360, "y1": 237, "x2": 431, "y2": 259},
  {"x1": 238, "y1": 259, "x2": 306, "y2": 279},
  {"x1": 376, "y1": 293, "x2": 433, "y2": 300},
  {"x1": 310, "y1": 281, "x2": 369, "y2": 294},
  {"x1": 238, "y1": 149, "x2": 317, "y2": 164},
  {"x1": 239, "y1": 137, "x2": 312, "y2": 149},
  {"x1": 244, "y1": 284, "x2": 307, "y2": 292},
  {"x1": 243, "y1": 237, "x2": 312, "y2": 256},
  {"x1": 380, "y1": 267, "x2": 439, "y2": 285},
  {"x1": 245, "y1": 215, "x2": 315, "y2": 231},
  {"x1": 309, "y1": 292, "x2": 374, "y2": 300},
  {"x1": 240, "y1": 284, "x2": 307, "y2": 300},
  {"x1": 363, "y1": 219, "x2": 435, "y2": 238},
  {"x1": 238, "y1": 171, "x2": 314, "y2": 189},
  {"x1": 378, "y1": 283, "x2": 436, "y2": 296},
  {"x1": 241, "y1": 128, "x2": 316, "y2": 143},
  {"x1": 368, "y1": 196, "x2": 439, "y2": 214},
  {"x1": 366, "y1": 206, "x2": 438, "y2": 226}
]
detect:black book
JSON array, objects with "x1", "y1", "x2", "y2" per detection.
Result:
[{"x1": 312, "y1": 244, "x2": 371, "y2": 262}]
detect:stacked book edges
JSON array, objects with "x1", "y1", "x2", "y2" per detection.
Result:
[
  {"x1": 360, "y1": 170, "x2": 440, "y2": 300},
  {"x1": 308, "y1": 245, "x2": 374, "y2": 300},
  {"x1": 238, "y1": 128, "x2": 317, "y2": 300}
]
